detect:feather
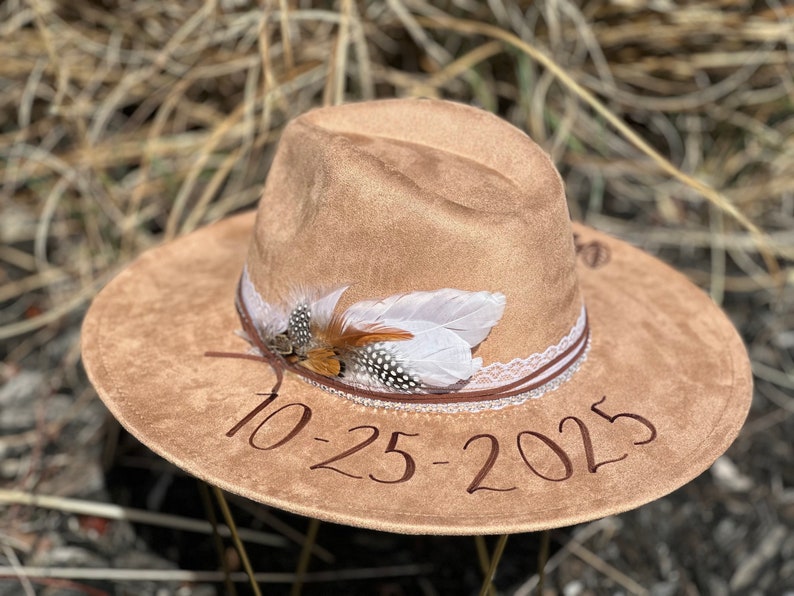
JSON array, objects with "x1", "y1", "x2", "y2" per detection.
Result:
[
  {"x1": 239, "y1": 266, "x2": 287, "y2": 341},
  {"x1": 322, "y1": 315, "x2": 413, "y2": 349},
  {"x1": 388, "y1": 320, "x2": 480, "y2": 385},
  {"x1": 298, "y1": 347, "x2": 344, "y2": 377},
  {"x1": 309, "y1": 286, "x2": 349, "y2": 329},
  {"x1": 344, "y1": 289, "x2": 506, "y2": 347},
  {"x1": 285, "y1": 285, "x2": 348, "y2": 349},
  {"x1": 237, "y1": 274, "x2": 506, "y2": 391}
]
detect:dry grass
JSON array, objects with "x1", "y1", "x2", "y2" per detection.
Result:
[{"x1": 1, "y1": 0, "x2": 793, "y2": 594}]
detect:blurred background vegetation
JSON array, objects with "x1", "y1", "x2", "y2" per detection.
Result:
[{"x1": 1, "y1": 0, "x2": 793, "y2": 594}]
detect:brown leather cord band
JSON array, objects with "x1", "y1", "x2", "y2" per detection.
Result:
[
  {"x1": 298, "y1": 322, "x2": 589, "y2": 404},
  {"x1": 233, "y1": 279, "x2": 590, "y2": 406}
]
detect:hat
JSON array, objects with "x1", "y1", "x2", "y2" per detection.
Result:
[{"x1": 81, "y1": 98, "x2": 752, "y2": 535}]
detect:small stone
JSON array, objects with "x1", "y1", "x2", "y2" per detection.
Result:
[{"x1": 711, "y1": 456, "x2": 753, "y2": 492}]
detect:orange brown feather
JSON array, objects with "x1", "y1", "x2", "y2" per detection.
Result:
[
  {"x1": 298, "y1": 347, "x2": 344, "y2": 377},
  {"x1": 320, "y1": 313, "x2": 413, "y2": 349}
]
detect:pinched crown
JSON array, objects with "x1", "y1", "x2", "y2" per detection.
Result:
[{"x1": 245, "y1": 99, "x2": 582, "y2": 370}]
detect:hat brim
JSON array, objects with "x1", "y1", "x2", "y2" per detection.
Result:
[{"x1": 81, "y1": 211, "x2": 752, "y2": 535}]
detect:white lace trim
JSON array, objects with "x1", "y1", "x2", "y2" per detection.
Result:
[
  {"x1": 305, "y1": 341, "x2": 589, "y2": 413},
  {"x1": 463, "y1": 305, "x2": 587, "y2": 390}
]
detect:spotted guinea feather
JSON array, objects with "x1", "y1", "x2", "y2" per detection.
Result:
[{"x1": 381, "y1": 319, "x2": 479, "y2": 386}]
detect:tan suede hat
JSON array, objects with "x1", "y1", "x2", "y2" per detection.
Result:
[{"x1": 81, "y1": 98, "x2": 752, "y2": 535}]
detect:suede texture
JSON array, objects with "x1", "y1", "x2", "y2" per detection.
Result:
[
  {"x1": 81, "y1": 99, "x2": 753, "y2": 535},
  {"x1": 247, "y1": 100, "x2": 580, "y2": 363}
]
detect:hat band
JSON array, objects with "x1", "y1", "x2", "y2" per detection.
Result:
[{"x1": 236, "y1": 273, "x2": 589, "y2": 413}]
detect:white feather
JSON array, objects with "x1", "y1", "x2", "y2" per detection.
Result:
[
  {"x1": 384, "y1": 319, "x2": 481, "y2": 386},
  {"x1": 240, "y1": 267, "x2": 287, "y2": 341},
  {"x1": 345, "y1": 289, "x2": 506, "y2": 347},
  {"x1": 309, "y1": 286, "x2": 349, "y2": 328}
]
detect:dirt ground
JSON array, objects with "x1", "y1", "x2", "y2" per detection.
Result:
[{"x1": 2, "y1": 1, "x2": 793, "y2": 594}]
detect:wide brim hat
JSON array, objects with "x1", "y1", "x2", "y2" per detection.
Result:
[{"x1": 82, "y1": 99, "x2": 752, "y2": 535}]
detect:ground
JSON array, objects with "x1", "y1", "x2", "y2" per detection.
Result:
[{"x1": 1, "y1": 0, "x2": 793, "y2": 594}]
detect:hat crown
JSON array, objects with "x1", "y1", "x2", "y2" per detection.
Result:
[{"x1": 246, "y1": 99, "x2": 582, "y2": 366}]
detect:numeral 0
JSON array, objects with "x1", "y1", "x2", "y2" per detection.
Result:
[
  {"x1": 516, "y1": 431, "x2": 573, "y2": 482},
  {"x1": 248, "y1": 403, "x2": 312, "y2": 451}
]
